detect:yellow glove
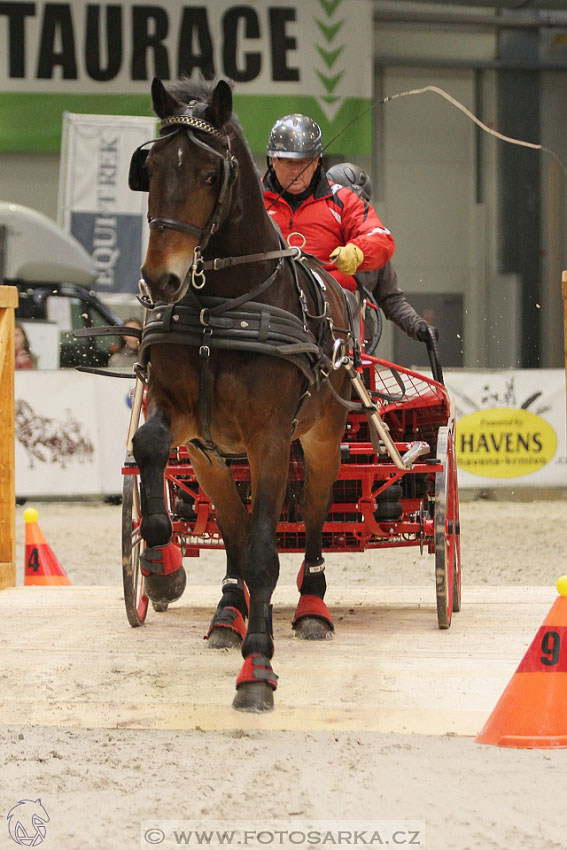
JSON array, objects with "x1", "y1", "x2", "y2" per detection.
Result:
[{"x1": 329, "y1": 243, "x2": 364, "y2": 275}]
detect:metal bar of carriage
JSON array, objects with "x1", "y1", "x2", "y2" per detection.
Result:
[{"x1": 121, "y1": 339, "x2": 462, "y2": 632}]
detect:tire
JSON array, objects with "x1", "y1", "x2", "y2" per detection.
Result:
[
  {"x1": 122, "y1": 472, "x2": 149, "y2": 627},
  {"x1": 434, "y1": 426, "x2": 456, "y2": 629}
]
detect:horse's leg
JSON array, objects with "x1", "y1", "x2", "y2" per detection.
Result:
[
  {"x1": 132, "y1": 408, "x2": 186, "y2": 604},
  {"x1": 232, "y1": 435, "x2": 290, "y2": 712},
  {"x1": 294, "y1": 411, "x2": 346, "y2": 640},
  {"x1": 187, "y1": 448, "x2": 251, "y2": 649}
]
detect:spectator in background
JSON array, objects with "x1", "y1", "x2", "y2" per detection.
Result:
[
  {"x1": 108, "y1": 318, "x2": 142, "y2": 369},
  {"x1": 14, "y1": 323, "x2": 37, "y2": 369},
  {"x1": 326, "y1": 162, "x2": 435, "y2": 342}
]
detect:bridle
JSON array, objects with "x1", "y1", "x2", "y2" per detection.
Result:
[
  {"x1": 130, "y1": 97, "x2": 304, "y2": 302},
  {"x1": 133, "y1": 103, "x2": 239, "y2": 250}
]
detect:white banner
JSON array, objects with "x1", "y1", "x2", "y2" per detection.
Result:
[
  {"x1": 58, "y1": 112, "x2": 156, "y2": 294},
  {"x1": 14, "y1": 369, "x2": 566, "y2": 498},
  {"x1": 0, "y1": 1, "x2": 373, "y2": 118},
  {"x1": 446, "y1": 369, "x2": 566, "y2": 488},
  {"x1": 15, "y1": 371, "x2": 133, "y2": 497}
]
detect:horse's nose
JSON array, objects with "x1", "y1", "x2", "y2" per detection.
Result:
[
  {"x1": 159, "y1": 272, "x2": 183, "y2": 301},
  {"x1": 140, "y1": 266, "x2": 185, "y2": 303}
]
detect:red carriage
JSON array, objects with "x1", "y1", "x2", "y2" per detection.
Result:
[{"x1": 121, "y1": 341, "x2": 461, "y2": 632}]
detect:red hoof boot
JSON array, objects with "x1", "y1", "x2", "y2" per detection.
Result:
[
  {"x1": 205, "y1": 607, "x2": 247, "y2": 648},
  {"x1": 233, "y1": 654, "x2": 278, "y2": 713},
  {"x1": 141, "y1": 543, "x2": 186, "y2": 604},
  {"x1": 292, "y1": 594, "x2": 334, "y2": 640}
]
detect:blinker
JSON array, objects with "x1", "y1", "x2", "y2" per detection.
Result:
[{"x1": 129, "y1": 146, "x2": 150, "y2": 192}]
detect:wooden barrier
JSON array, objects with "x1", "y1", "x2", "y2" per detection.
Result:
[{"x1": 0, "y1": 285, "x2": 18, "y2": 589}]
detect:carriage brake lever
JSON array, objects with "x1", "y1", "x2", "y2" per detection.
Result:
[{"x1": 331, "y1": 340, "x2": 409, "y2": 470}]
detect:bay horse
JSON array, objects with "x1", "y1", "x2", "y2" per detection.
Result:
[{"x1": 130, "y1": 76, "x2": 353, "y2": 711}]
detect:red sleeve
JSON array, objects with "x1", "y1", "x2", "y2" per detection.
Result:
[{"x1": 338, "y1": 189, "x2": 395, "y2": 271}]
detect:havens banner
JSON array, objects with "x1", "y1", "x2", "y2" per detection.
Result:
[
  {"x1": 445, "y1": 369, "x2": 566, "y2": 488},
  {"x1": 0, "y1": 0, "x2": 373, "y2": 153}
]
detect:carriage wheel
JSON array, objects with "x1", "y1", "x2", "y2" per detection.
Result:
[
  {"x1": 451, "y1": 433, "x2": 462, "y2": 613},
  {"x1": 434, "y1": 426, "x2": 459, "y2": 629},
  {"x1": 122, "y1": 472, "x2": 149, "y2": 627}
]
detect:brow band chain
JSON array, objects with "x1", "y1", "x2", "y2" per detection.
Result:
[{"x1": 159, "y1": 115, "x2": 225, "y2": 139}]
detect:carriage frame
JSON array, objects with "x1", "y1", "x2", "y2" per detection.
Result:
[{"x1": 121, "y1": 327, "x2": 462, "y2": 632}]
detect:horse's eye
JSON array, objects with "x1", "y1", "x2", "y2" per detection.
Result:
[{"x1": 204, "y1": 173, "x2": 218, "y2": 186}]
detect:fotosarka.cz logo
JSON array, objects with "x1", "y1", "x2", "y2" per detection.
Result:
[{"x1": 140, "y1": 820, "x2": 426, "y2": 849}]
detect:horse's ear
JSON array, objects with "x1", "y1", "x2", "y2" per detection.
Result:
[
  {"x1": 207, "y1": 79, "x2": 233, "y2": 128},
  {"x1": 151, "y1": 77, "x2": 181, "y2": 119}
]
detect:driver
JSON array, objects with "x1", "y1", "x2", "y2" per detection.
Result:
[
  {"x1": 262, "y1": 114, "x2": 395, "y2": 291},
  {"x1": 326, "y1": 162, "x2": 434, "y2": 342}
]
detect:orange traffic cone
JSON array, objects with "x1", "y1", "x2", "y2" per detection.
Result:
[
  {"x1": 476, "y1": 575, "x2": 567, "y2": 748},
  {"x1": 23, "y1": 507, "x2": 71, "y2": 586}
]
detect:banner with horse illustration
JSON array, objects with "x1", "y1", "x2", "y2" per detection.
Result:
[{"x1": 0, "y1": 0, "x2": 374, "y2": 154}]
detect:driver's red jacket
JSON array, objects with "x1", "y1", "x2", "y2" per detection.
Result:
[{"x1": 262, "y1": 168, "x2": 395, "y2": 291}]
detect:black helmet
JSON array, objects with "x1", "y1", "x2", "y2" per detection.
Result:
[
  {"x1": 267, "y1": 114, "x2": 323, "y2": 160},
  {"x1": 327, "y1": 162, "x2": 373, "y2": 202}
]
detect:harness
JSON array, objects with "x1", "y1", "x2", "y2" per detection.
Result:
[
  {"x1": 74, "y1": 93, "x2": 437, "y2": 473},
  {"x1": 139, "y1": 250, "x2": 342, "y2": 458},
  {"x1": 128, "y1": 101, "x2": 353, "y2": 459}
]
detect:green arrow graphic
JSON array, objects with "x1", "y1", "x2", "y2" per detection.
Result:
[
  {"x1": 318, "y1": 0, "x2": 343, "y2": 14},
  {"x1": 316, "y1": 45, "x2": 344, "y2": 68},
  {"x1": 315, "y1": 19, "x2": 344, "y2": 42},
  {"x1": 316, "y1": 70, "x2": 344, "y2": 94}
]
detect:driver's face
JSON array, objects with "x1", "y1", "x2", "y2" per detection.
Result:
[{"x1": 271, "y1": 156, "x2": 319, "y2": 195}]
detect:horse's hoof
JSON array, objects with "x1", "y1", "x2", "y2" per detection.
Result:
[
  {"x1": 152, "y1": 600, "x2": 169, "y2": 613},
  {"x1": 233, "y1": 682, "x2": 274, "y2": 712},
  {"x1": 207, "y1": 627, "x2": 242, "y2": 649},
  {"x1": 294, "y1": 616, "x2": 333, "y2": 641},
  {"x1": 144, "y1": 566, "x2": 186, "y2": 605}
]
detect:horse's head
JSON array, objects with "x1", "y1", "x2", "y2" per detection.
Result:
[{"x1": 134, "y1": 77, "x2": 235, "y2": 304}]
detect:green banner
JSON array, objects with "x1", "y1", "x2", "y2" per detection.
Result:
[
  {"x1": 0, "y1": 93, "x2": 372, "y2": 156},
  {"x1": 0, "y1": 0, "x2": 374, "y2": 155}
]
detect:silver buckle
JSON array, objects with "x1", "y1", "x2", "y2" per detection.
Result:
[
  {"x1": 191, "y1": 246, "x2": 206, "y2": 289},
  {"x1": 331, "y1": 337, "x2": 349, "y2": 370}
]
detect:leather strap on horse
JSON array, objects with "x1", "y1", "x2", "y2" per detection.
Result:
[
  {"x1": 198, "y1": 245, "x2": 302, "y2": 271},
  {"x1": 139, "y1": 295, "x2": 328, "y2": 384},
  {"x1": 236, "y1": 654, "x2": 278, "y2": 691}
]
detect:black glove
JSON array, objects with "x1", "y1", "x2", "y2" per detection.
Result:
[{"x1": 416, "y1": 322, "x2": 438, "y2": 343}]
